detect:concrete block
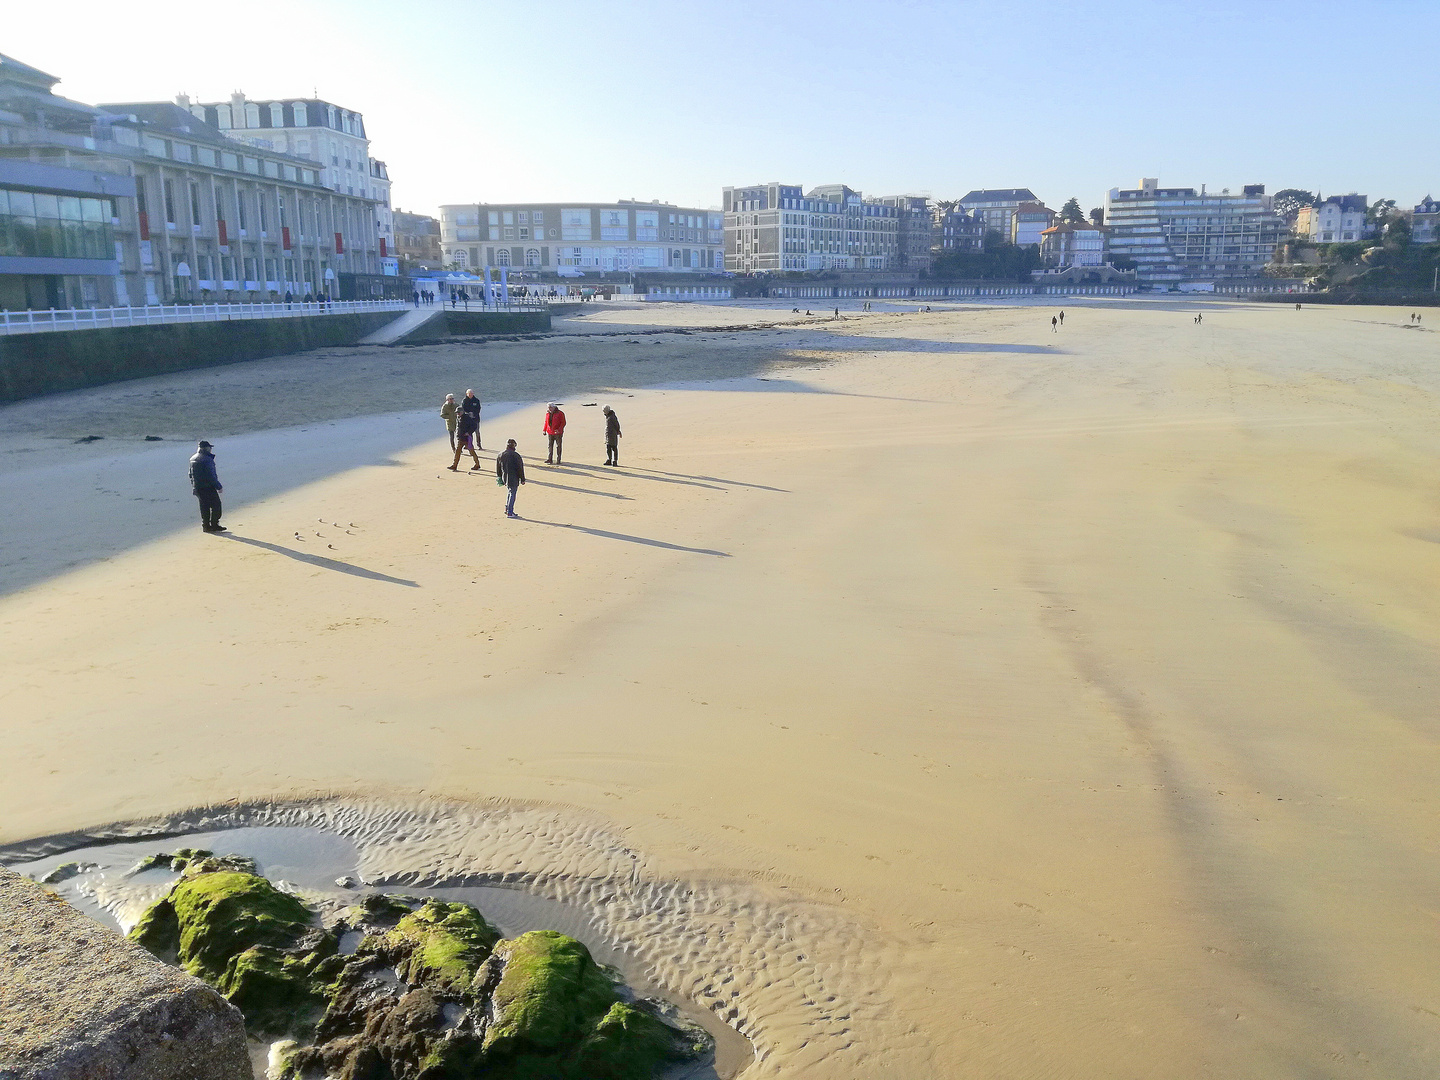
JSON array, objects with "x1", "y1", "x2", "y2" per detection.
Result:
[{"x1": 0, "y1": 866, "x2": 251, "y2": 1080}]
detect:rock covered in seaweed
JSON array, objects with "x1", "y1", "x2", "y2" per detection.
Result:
[{"x1": 127, "y1": 851, "x2": 709, "y2": 1078}]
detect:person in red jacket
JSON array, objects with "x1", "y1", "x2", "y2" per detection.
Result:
[{"x1": 542, "y1": 403, "x2": 566, "y2": 465}]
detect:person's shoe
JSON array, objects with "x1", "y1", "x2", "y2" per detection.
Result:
[
  {"x1": 447, "y1": 465, "x2": 458, "y2": 471},
  {"x1": 544, "y1": 459, "x2": 553, "y2": 465},
  {"x1": 202, "y1": 525, "x2": 215, "y2": 532},
  {"x1": 211, "y1": 524, "x2": 227, "y2": 532},
  {"x1": 505, "y1": 512, "x2": 518, "y2": 518},
  {"x1": 470, "y1": 464, "x2": 482, "y2": 471}
]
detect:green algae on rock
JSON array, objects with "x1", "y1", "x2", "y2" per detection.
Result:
[{"x1": 127, "y1": 853, "x2": 710, "y2": 1078}]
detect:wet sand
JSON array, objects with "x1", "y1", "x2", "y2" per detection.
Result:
[{"x1": 2, "y1": 299, "x2": 1439, "y2": 1077}]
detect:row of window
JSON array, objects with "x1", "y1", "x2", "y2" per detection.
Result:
[{"x1": 0, "y1": 188, "x2": 115, "y2": 261}]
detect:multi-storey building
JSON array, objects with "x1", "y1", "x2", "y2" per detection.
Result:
[
  {"x1": 0, "y1": 54, "x2": 392, "y2": 308},
  {"x1": 958, "y1": 188, "x2": 1039, "y2": 239},
  {"x1": 874, "y1": 194, "x2": 933, "y2": 272},
  {"x1": 182, "y1": 92, "x2": 393, "y2": 263},
  {"x1": 1104, "y1": 178, "x2": 1286, "y2": 284},
  {"x1": 394, "y1": 209, "x2": 441, "y2": 270},
  {"x1": 439, "y1": 200, "x2": 723, "y2": 274},
  {"x1": 723, "y1": 182, "x2": 901, "y2": 273},
  {"x1": 1412, "y1": 196, "x2": 1440, "y2": 244},
  {"x1": 932, "y1": 205, "x2": 985, "y2": 253},
  {"x1": 1293, "y1": 194, "x2": 1369, "y2": 243},
  {"x1": 1010, "y1": 201, "x2": 1056, "y2": 247},
  {"x1": 1039, "y1": 221, "x2": 1106, "y2": 267}
]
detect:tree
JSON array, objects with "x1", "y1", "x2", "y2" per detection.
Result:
[
  {"x1": 1384, "y1": 215, "x2": 1412, "y2": 247},
  {"x1": 1272, "y1": 188, "x2": 1316, "y2": 222},
  {"x1": 1367, "y1": 199, "x2": 1398, "y2": 232},
  {"x1": 1060, "y1": 197, "x2": 1085, "y2": 224},
  {"x1": 1089, "y1": 207, "x2": 1104, "y2": 227}
]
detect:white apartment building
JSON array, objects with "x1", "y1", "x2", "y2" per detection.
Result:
[
  {"x1": 1038, "y1": 221, "x2": 1105, "y2": 267},
  {"x1": 1293, "y1": 194, "x2": 1368, "y2": 243},
  {"x1": 1010, "y1": 201, "x2": 1056, "y2": 247},
  {"x1": 439, "y1": 201, "x2": 723, "y2": 273},
  {"x1": 182, "y1": 93, "x2": 393, "y2": 262},
  {"x1": 1105, "y1": 178, "x2": 1286, "y2": 283},
  {"x1": 723, "y1": 182, "x2": 901, "y2": 273}
]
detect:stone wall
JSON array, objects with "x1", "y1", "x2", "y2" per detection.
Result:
[
  {"x1": 0, "y1": 310, "x2": 402, "y2": 402},
  {"x1": 399, "y1": 308, "x2": 551, "y2": 343},
  {"x1": 0, "y1": 865, "x2": 251, "y2": 1080}
]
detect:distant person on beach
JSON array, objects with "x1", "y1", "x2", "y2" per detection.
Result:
[
  {"x1": 1051, "y1": 315, "x2": 1058, "y2": 333},
  {"x1": 1296, "y1": 303, "x2": 1302, "y2": 310},
  {"x1": 440, "y1": 394, "x2": 458, "y2": 450},
  {"x1": 284, "y1": 290, "x2": 293, "y2": 308},
  {"x1": 834, "y1": 307, "x2": 840, "y2": 319},
  {"x1": 496, "y1": 439, "x2": 526, "y2": 518},
  {"x1": 542, "y1": 403, "x2": 566, "y2": 465},
  {"x1": 459, "y1": 390, "x2": 482, "y2": 450},
  {"x1": 1197, "y1": 312, "x2": 1203, "y2": 324},
  {"x1": 188, "y1": 440, "x2": 225, "y2": 533},
  {"x1": 603, "y1": 406, "x2": 622, "y2": 466},
  {"x1": 1059, "y1": 310, "x2": 1065, "y2": 324},
  {"x1": 412, "y1": 290, "x2": 420, "y2": 307}
]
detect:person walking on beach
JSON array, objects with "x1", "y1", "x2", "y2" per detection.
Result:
[
  {"x1": 189, "y1": 440, "x2": 225, "y2": 533},
  {"x1": 496, "y1": 439, "x2": 526, "y2": 518},
  {"x1": 459, "y1": 389, "x2": 483, "y2": 450},
  {"x1": 413, "y1": 289, "x2": 420, "y2": 307},
  {"x1": 449, "y1": 406, "x2": 481, "y2": 471},
  {"x1": 542, "y1": 403, "x2": 566, "y2": 465},
  {"x1": 440, "y1": 393, "x2": 458, "y2": 451},
  {"x1": 1051, "y1": 315, "x2": 1058, "y2": 333},
  {"x1": 603, "y1": 405, "x2": 622, "y2": 466},
  {"x1": 1059, "y1": 310, "x2": 1065, "y2": 325}
]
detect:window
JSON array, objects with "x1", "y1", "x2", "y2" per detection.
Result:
[
  {"x1": 525, "y1": 248, "x2": 540, "y2": 267},
  {"x1": 269, "y1": 103, "x2": 284, "y2": 127},
  {"x1": 503, "y1": 226, "x2": 514, "y2": 240},
  {"x1": 496, "y1": 248, "x2": 510, "y2": 265},
  {"x1": 163, "y1": 179, "x2": 176, "y2": 224},
  {"x1": 189, "y1": 182, "x2": 202, "y2": 226},
  {"x1": 237, "y1": 192, "x2": 248, "y2": 231},
  {"x1": 216, "y1": 104, "x2": 232, "y2": 129},
  {"x1": 517, "y1": 211, "x2": 528, "y2": 223},
  {"x1": 488, "y1": 211, "x2": 499, "y2": 225},
  {"x1": 294, "y1": 103, "x2": 307, "y2": 126},
  {"x1": 245, "y1": 103, "x2": 261, "y2": 128},
  {"x1": 531, "y1": 210, "x2": 544, "y2": 225},
  {"x1": 519, "y1": 227, "x2": 529, "y2": 240}
]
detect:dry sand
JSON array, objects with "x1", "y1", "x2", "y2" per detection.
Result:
[{"x1": 2, "y1": 299, "x2": 1439, "y2": 1077}]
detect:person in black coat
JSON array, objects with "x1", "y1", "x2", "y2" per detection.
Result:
[
  {"x1": 602, "y1": 406, "x2": 622, "y2": 466},
  {"x1": 188, "y1": 440, "x2": 225, "y2": 532},
  {"x1": 496, "y1": 439, "x2": 526, "y2": 518}
]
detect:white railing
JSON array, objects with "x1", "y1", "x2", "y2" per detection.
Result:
[{"x1": 0, "y1": 299, "x2": 410, "y2": 336}]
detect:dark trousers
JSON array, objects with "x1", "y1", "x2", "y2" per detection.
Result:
[
  {"x1": 546, "y1": 433, "x2": 563, "y2": 463},
  {"x1": 606, "y1": 438, "x2": 619, "y2": 465},
  {"x1": 196, "y1": 488, "x2": 222, "y2": 529}
]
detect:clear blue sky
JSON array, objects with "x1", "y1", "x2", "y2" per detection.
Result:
[{"x1": 8, "y1": 0, "x2": 1437, "y2": 215}]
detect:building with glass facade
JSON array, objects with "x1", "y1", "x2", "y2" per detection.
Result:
[
  {"x1": 1104, "y1": 178, "x2": 1286, "y2": 284},
  {"x1": 439, "y1": 201, "x2": 723, "y2": 274}
]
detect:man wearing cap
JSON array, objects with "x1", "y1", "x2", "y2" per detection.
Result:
[
  {"x1": 542, "y1": 403, "x2": 566, "y2": 465},
  {"x1": 189, "y1": 440, "x2": 225, "y2": 533},
  {"x1": 495, "y1": 439, "x2": 526, "y2": 518}
]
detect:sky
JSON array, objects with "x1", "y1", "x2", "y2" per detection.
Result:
[{"x1": 6, "y1": 0, "x2": 1438, "y2": 216}]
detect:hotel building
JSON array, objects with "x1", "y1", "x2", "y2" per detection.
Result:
[
  {"x1": 439, "y1": 201, "x2": 723, "y2": 274},
  {"x1": 1293, "y1": 194, "x2": 1369, "y2": 244},
  {"x1": 723, "y1": 182, "x2": 901, "y2": 273},
  {"x1": 1104, "y1": 178, "x2": 1286, "y2": 283}
]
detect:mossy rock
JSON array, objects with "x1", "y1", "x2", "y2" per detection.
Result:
[
  {"x1": 569, "y1": 1001, "x2": 698, "y2": 1080},
  {"x1": 128, "y1": 896, "x2": 180, "y2": 962},
  {"x1": 169, "y1": 871, "x2": 316, "y2": 980},
  {"x1": 482, "y1": 931, "x2": 619, "y2": 1056},
  {"x1": 217, "y1": 944, "x2": 329, "y2": 1035},
  {"x1": 377, "y1": 898, "x2": 499, "y2": 996}
]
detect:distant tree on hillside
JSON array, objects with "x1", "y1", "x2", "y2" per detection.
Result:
[
  {"x1": 1272, "y1": 188, "x2": 1316, "y2": 221},
  {"x1": 1060, "y1": 197, "x2": 1085, "y2": 224},
  {"x1": 1384, "y1": 215, "x2": 1413, "y2": 247},
  {"x1": 1367, "y1": 199, "x2": 1398, "y2": 232},
  {"x1": 1089, "y1": 207, "x2": 1105, "y2": 227}
]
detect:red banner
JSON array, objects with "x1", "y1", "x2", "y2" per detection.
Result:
[
  {"x1": 137, "y1": 210, "x2": 149, "y2": 241},
  {"x1": 281, "y1": 226, "x2": 291, "y2": 251},
  {"x1": 217, "y1": 219, "x2": 227, "y2": 246},
  {"x1": 334, "y1": 232, "x2": 344, "y2": 255},
  {"x1": 379, "y1": 238, "x2": 387, "y2": 257}
]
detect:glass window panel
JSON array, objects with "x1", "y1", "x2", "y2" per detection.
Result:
[
  {"x1": 33, "y1": 193, "x2": 59, "y2": 219},
  {"x1": 81, "y1": 198, "x2": 105, "y2": 222},
  {"x1": 59, "y1": 196, "x2": 83, "y2": 221},
  {"x1": 0, "y1": 189, "x2": 8, "y2": 215},
  {"x1": 61, "y1": 219, "x2": 83, "y2": 256},
  {"x1": 12, "y1": 217, "x2": 38, "y2": 256},
  {"x1": 36, "y1": 220, "x2": 62, "y2": 256}
]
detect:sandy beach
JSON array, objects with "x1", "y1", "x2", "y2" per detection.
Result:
[{"x1": 2, "y1": 298, "x2": 1438, "y2": 1078}]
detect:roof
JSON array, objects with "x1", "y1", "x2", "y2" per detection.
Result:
[
  {"x1": 98, "y1": 101, "x2": 237, "y2": 147},
  {"x1": 1317, "y1": 193, "x2": 1367, "y2": 212},
  {"x1": 960, "y1": 188, "x2": 1038, "y2": 203},
  {"x1": 0, "y1": 53, "x2": 60, "y2": 91},
  {"x1": 1041, "y1": 221, "x2": 1106, "y2": 235}
]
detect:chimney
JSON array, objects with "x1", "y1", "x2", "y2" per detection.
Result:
[
  {"x1": 231, "y1": 91, "x2": 245, "y2": 124},
  {"x1": 175, "y1": 92, "x2": 191, "y2": 107}
]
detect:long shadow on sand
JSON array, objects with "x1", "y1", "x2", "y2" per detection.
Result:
[
  {"x1": 524, "y1": 519, "x2": 730, "y2": 557},
  {"x1": 221, "y1": 534, "x2": 419, "y2": 586},
  {"x1": 608, "y1": 465, "x2": 788, "y2": 493},
  {"x1": 558, "y1": 463, "x2": 729, "y2": 492},
  {"x1": 510, "y1": 477, "x2": 633, "y2": 500}
]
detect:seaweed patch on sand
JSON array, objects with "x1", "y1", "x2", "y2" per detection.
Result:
[{"x1": 1, "y1": 797, "x2": 920, "y2": 1079}]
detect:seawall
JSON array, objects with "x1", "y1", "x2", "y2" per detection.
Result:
[
  {"x1": 0, "y1": 310, "x2": 401, "y2": 402},
  {"x1": 397, "y1": 308, "x2": 551, "y2": 343}
]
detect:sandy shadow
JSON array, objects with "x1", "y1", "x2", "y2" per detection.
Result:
[
  {"x1": 560, "y1": 464, "x2": 728, "y2": 492},
  {"x1": 221, "y1": 534, "x2": 419, "y2": 586},
  {"x1": 525, "y1": 520, "x2": 730, "y2": 557},
  {"x1": 507, "y1": 477, "x2": 633, "y2": 500},
  {"x1": 620, "y1": 466, "x2": 788, "y2": 493}
]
